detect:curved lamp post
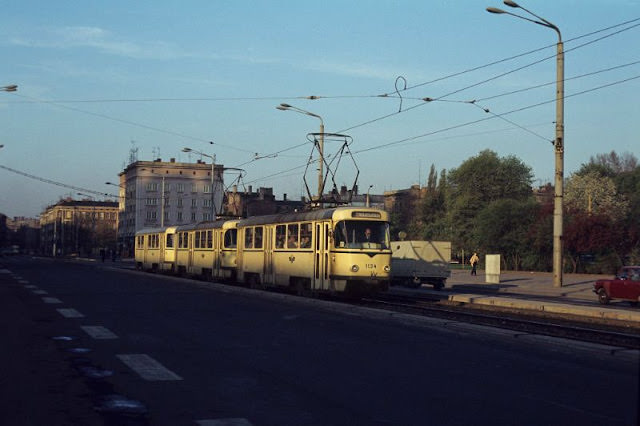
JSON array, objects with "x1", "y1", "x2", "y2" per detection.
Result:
[
  {"x1": 487, "y1": 0, "x2": 564, "y2": 287},
  {"x1": 277, "y1": 103, "x2": 325, "y2": 206}
]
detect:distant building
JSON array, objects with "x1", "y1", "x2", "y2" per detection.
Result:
[
  {"x1": 0, "y1": 213, "x2": 7, "y2": 248},
  {"x1": 225, "y1": 186, "x2": 305, "y2": 217},
  {"x1": 384, "y1": 184, "x2": 427, "y2": 215},
  {"x1": 40, "y1": 199, "x2": 119, "y2": 257},
  {"x1": 6, "y1": 216, "x2": 40, "y2": 253},
  {"x1": 115, "y1": 158, "x2": 224, "y2": 254}
]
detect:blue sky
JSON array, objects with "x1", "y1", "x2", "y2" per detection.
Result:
[{"x1": 1, "y1": 0, "x2": 639, "y2": 217}]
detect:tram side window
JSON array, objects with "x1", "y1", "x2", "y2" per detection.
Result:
[
  {"x1": 275, "y1": 225, "x2": 285, "y2": 248},
  {"x1": 300, "y1": 223, "x2": 312, "y2": 248},
  {"x1": 207, "y1": 231, "x2": 213, "y2": 249},
  {"x1": 137, "y1": 235, "x2": 144, "y2": 248},
  {"x1": 254, "y1": 227, "x2": 263, "y2": 249},
  {"x1": 179, "y1": 232, "x2": 190, "y2": 249},
  {"x1": 166, "y1": 234, "x2": 174, "y2": 248},
  {"x1": 195, "y1": 231, "x2": 201, "y2": 249},
  {"x1": 224, "y1": 229, "x2": 237, "y2": 248},
  {"x1": 245, "y1": 227, "x2": 254, "y2": 249},
  {"x1": 287, "y1": 224, "x2": 299, "y2": 249}
]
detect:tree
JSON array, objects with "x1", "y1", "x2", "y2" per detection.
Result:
[
  {"x1": 475, "y1": 199, "x2": 539, "y2": 270},
  {"x1": 415, "y1": 165, "x2": 448, "y2": 240},
  {"x1": 564, "y1": 171, "x2": 629, "y2": 222},
  {"x1": 589, "y1": 151, "x2": 638, "y2": 174},
  {"x1": 564, "y1": 211, "x2": 623, "y2": 273},
  {"x1": 446, "y1": 150, "x2": 534, "y2": 253}
]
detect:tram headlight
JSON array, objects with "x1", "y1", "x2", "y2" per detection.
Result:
[
  {"x1": 351, "y1": 265, "x2": 359, "y2": 272},
  {"x1": 384, "y1": 265, "x2": 390, "y2": 272}
]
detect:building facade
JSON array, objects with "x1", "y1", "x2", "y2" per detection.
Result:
[
  {"x1": 225, "y1": 186, "x2": 305, "y2": 217},
  {"x1": 116, "y1": 158, "x2": 224, "y2": 254},
  {"x1": 40, "y1": 199, "x2": 119, "y2": 257}
]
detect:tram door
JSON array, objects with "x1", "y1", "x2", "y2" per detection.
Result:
[
  {"x1": 264, "y1": 226, "x2": 274, "y2": 285},
  {"x1": 213, "y1": 231, "x2": 220, "y2": 279},
  {"x1": 314, "y1": 222, "x2": 330, "y2": 291},
  {"x1": 187, "y1": 232, "x2": 193, "y2": 270}
]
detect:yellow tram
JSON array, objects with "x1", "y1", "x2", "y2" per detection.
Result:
[{"x1": 134, "y1": 206, "x2": 391, "y2": 296}]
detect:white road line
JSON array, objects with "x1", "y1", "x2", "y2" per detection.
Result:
[
  {"x1": 81, "y1": 325, "x2": 118, "y2": 339},
  {"x1": 18, "y1": 280, "x2": 29, "y2": 284},
  {"x1": 196, "y1": 419, "x2": 253, "y2": 426},
  {"x1": 57, "y1": 308, "x2": 85, "y2": 318},
  {"x1": 0, "y1": 269, "x2": 11, "y2": 274},
  {"x1": 42, "y1": 297, "x2": 62, "y2": 304},
  {"x1": 116, "y1": 354, "x2": 183, "y2": 381},
  {"x1": 24, "y1": 285, "x2": 38, "y2": 289},
  {"x1": 32, "y1": 290, "x2": 48, "y2": 295}
]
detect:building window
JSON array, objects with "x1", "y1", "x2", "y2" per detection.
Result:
[
  {"x1": 203, "y1": 212, "x2": 212, "y2": 221},
  {"x1": 146, "y1": 182, "x2": 158, "y2": 191},
  {"x1": 145, "y1": 198, "x2": 158, "y2": 206},
  {"x1": 204, "y1": 184, "x2": 212, "y2": 194},
  {"x1": 177, "y1": 212, "x2": 183, "y2": 222},
  {"x1": 203, "y1": 199, "x2": 212, "y2": 207},
  {"x1": 191, "y1": 184, "x2": 198, "y2": 193},
  {"x1": 176, "y1": 183, "x2": 184, "y2": 193},
  {"x1": 177, "y1": 198, "x2": 183, "y2": 208},
  {"x1": 191, "y1": 212, "x2": 196, "y2": 222},
  {"x1": 146, "y1": 211, "x2": 157, "y2": 220},
  {"x1": 191, "y1": 199, "x2": 197, "y2": 208}
]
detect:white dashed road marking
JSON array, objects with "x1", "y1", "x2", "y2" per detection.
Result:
[
  {"x1": 24, "y1": 285, "x2": 38, "y2": 289},
  {"x1": 81, "y1": 325, "x2": 118, "y2": 339},
  {"x1": 42, "y1": 297, "x2": 62, "y2": 304},
  {"x1": 196, "y1": 419, "x2": 253, "y2": 426},
  {"x1": 32, "y1": 290, "x2": 48, "y2": 295},
  {"x1": 57, "y1": 308, "x2": 85, "y2": 318},
  {"x1": 116, "y1": 354, "x2": 183, "y2": 381}
]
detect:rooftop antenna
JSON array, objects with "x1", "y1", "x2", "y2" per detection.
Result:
[{"x1": 128, "y1": 140, "x2": 139, "y2": 165}]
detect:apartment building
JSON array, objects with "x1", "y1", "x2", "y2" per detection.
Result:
[
  {"x1": 40, "y1": 199, "x2": 119, "y2": 257},
  {"x1": 115, "y1": 158, "x2": 224, "y2": 254}
]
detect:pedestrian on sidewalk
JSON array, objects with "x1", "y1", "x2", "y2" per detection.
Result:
[{"x1": 470, "y1": 252, "x2": 479, "y2": 276}]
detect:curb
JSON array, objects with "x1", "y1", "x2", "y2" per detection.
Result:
[{"x1": 448, "y1": 293, "x2": 640, "y2": 323}]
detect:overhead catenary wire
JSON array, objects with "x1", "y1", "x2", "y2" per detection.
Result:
[{"x1": 2, "y1": 18, "x2": 638, "y2": 195}]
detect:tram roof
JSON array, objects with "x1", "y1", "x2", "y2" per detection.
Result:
[{"x1": 237, "y1": 206, "x2": 388, "y2": 227}]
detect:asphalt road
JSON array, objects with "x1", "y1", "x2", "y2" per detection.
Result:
[{"x1": 1, "y1": 256, "x2": 638, "y2": 425}]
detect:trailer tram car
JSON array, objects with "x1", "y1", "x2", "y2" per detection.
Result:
[
  {"x1": 236, "y1": 207, "x2": 392, "y2": 296},
  {"x1": 135, "y1": 226, "x2": 178, "y2": 272},
  {"x1": 174, "y1": 219, "x2": 239, "y2": 281}
]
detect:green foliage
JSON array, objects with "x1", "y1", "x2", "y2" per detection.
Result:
[
  {"x1": 446, "y1": 150, "x2": 533, "y2": 253},
  {"x1": 474, "y1": 199, "x2": 539, "y2": 270},
  {"x1": 389, "y1": 149, "x2": 638, "y2": 272}
]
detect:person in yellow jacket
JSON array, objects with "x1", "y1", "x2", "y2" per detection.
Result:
[{"x1": 470, "y1": 252, "x2": 479, "y2": 276}]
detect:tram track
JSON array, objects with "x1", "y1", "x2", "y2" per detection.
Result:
[{"x1": 359, "y1": 293, "x2": 640, "y2": 350}]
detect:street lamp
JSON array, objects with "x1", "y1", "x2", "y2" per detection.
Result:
[
  {"x1": 182, "y1": 147, "x2": 217, "y2": 220},
  {"x1": 487, "y1": 0, "x2": 564, "y2": 288},
  {"x1": 277, "y1": 103, "x2": 325, "y2": 206},
  {"x1": 366, "y1": 185, "x2": 374, "y2": 208}
]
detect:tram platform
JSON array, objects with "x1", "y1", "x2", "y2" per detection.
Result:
[{"x1": 394, "y1": 269, "x2": 640, "y2": 324}]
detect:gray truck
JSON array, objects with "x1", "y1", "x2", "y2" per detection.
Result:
[{"x1": 391, "y1": 240, "x2": 451, "y2": 290}]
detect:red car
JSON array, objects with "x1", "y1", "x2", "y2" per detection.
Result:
[{"x1": 593, "y1": 266, "x2": 640, "y2": 306}]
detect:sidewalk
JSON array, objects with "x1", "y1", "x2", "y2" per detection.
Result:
[{"x1": 397, "y1": 269, "x2": 640, "y2": 324}]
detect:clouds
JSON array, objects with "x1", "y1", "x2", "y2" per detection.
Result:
[{"x1": 10, "y1": 25, "x2": 194, "y2": 61}]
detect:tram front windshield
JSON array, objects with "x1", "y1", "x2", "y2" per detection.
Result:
[{"x1": 334, "y1": 220, "x2": 390, "y2": 249}]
